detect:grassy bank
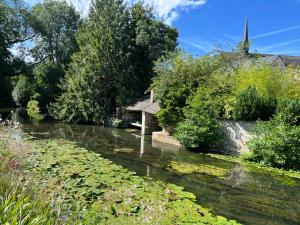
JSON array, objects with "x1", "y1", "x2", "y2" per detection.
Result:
[
  {"x1": 207, "y1": 153, "x2": 300, "y2": 180},
  {"x1": 0, "y1": 123, "x2": 60, "y2": 224},
  {"x1": 0, "y1": 124, "x2": 240, "y2": 225}
]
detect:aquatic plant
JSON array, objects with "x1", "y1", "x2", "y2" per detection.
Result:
[
  {"x1": 26, "y1": 139, "x2": 241, "y2": 224},
  {"x1": 168, "y1": 161, "x2": 228, "y2": 178}
]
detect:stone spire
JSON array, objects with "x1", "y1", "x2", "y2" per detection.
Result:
[{"x1": 243, "y1": 16, "x2": 249, "y2": 55}]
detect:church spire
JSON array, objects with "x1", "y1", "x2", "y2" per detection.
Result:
[{"x1": 243, "y1": 16, "x2": 249, "y2": 55}]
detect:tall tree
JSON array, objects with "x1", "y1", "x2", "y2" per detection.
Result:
[
  {"x1": 119, "y1": 3, "x2": 178, "y2": 104},
  {"x1": 50, "y1": 0, "x2": 178, "y2": 124},
  {"x1": 50, "y1": 0, "x2": 131, "y2": 123},
  {"x1": 30, "y1": 0, "x2": 80, "y2": 65},
  {"x1": 0, "y1": 0, "x2": 32, "y2": 106},
  {"x1": 28, "y1": 0, "x2": 80, "y2": 110}
]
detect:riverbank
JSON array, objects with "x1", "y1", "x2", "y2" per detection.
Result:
[
  {"x1": 207, "y1": 153, "x2": 300, "y2": 180},
  {"x1": 0, "y1": 124, "x2": 241, "y2": 224}
]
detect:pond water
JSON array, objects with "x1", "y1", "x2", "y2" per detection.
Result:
[{"x1": 1, "y1": 109, "x2": 299, "y2": 225}]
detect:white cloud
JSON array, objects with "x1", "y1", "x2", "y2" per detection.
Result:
[
  {"x1": 142, "y1": 0, "x2": 207, "y2": 24},
  {"x1": 64, "y1": 0, "x2": 91, "y2": 17},
  {"x1": 24, "y1": 0, "x2": 207, "y2": 24}
]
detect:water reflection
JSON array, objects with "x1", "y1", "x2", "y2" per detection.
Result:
[{"x1": 21, "y1": 122, "x2": 300, "y2": 225}]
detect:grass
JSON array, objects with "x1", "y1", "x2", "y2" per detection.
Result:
[{"x1": 0, "y1": 124, "x2": 60, "y2": 225}]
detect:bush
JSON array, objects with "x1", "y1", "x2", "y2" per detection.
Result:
[
  {"x1": 152, "y1": 51, "x2": 222, "y2": 127},
  {"x1": 233, "y1": 86, "x2": 262, "y2": 120},
  {"x1": 27, "y1": 100, "x2": 44, "y2": 121},
  {"x1": 247, "y1": 113, "x2": 300, "y2": 170},
  {"x1": 276, "y1": 99, "x2": 300, "y2": 123},
  {"x1": 233, "y1": 86, "x2": 276, "y2": 121},
  {"x1": 175, "y1": 109, "x2": 220, "y2": 149}
]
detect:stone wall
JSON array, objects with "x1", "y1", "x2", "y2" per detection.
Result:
[
  {"x1": 152, "y1": 120, "x2": 256, "y2": 154},
  {"x1": 217, "y1": 120, "x2": 256, "y2": 154}
]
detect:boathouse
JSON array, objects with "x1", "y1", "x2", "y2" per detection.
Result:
[{"x1": 124, "y1": 91, "x2": 161, "y2": 135}]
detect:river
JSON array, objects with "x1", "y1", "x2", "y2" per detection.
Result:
[{"x1": 2, "y1": 109, "x2": 300, "y2": 225}]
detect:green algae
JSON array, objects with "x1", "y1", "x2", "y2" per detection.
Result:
[
  {"x1": 207, "y1": 153, "x2": 300, "y2": 180},
  {"x1": 25, "y1": 139, "x2": 241, "y2": 224},
  {"x1": 168, "y1": 161, "x2": 229, "y2": 178}
]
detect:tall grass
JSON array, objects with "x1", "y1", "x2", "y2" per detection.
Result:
[{"x1": 0, "y1": 124, "x2": 60, "y2": 225}]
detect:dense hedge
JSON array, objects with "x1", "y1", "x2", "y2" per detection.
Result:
[{"x1": 247, "y1": 114, "x2": 300, "y2": 170}]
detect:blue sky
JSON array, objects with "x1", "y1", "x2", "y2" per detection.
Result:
[
  {"x1": 24, "y1": 0, "x2": 300, "y2": 57},
  {"x1": 173, "y1": 0, "x2": 300, "y2": 56}
]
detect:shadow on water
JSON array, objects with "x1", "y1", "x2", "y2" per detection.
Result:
[{"x1": 1, "y1": 107, "x2": 297, "y2": 225}]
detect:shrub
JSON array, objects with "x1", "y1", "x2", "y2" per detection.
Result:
[
  {"x1": 111, "y1": 118, "x2": 128, "y2": 128},
  {"x1": 233, "y1": 86, "x2": 277, "y2": 121},
  {"x1": 27, "y1": 100, "x2": 44, "y2": 121},
  {"x1": 152, "y1": 51, "x2": 222, "y2": 127},
  {"x1": 276, "y1": 99, "x2": 300, "y2": 123},
  {"x1": 259, "y1": 96, "x2": 277, "y2": 120},
  {"x1": 247, "y1": 113, "x2": 300, "y2": 170},
  {"x1": 233, "y1": 86, "x2": 262, "y2": 120},
  {"x1": 175, "y1": 110, "x2": 220, "y2": 149}
]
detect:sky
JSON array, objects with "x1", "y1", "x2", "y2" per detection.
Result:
[{"x1": 24, "y1": 0, "x2": 300, "y2": 57}]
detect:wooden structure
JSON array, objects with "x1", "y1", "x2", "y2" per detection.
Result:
[{"x1": 124, "y1": 91, "x2": 161, "y2": 135}]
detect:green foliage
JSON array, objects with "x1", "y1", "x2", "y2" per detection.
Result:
[
  {"x1": 12, "y1": 75, "x2": 32, "y2": 107},
  {"x1": 152, "y1": 51, "x2": 221, "y2": 127},
  {"x1": 27, "y1": 100, "x2": 43, "y2": 121},
  {"x1": 30, "y1": 0, "x2": 80, "y2": 65},
  {"x1": 0, "y1": 76, "x2": 13, "y2": 107},
  {"x1": 0, "y1": 0, "x2": 31, "y2": 107},
  {"x1": 0, "y1": 126, "x2": 59, "y2": 224},
  {"x1": 276, "y1": 99, "x2": 300, "y2": 123},
  {"x1": 112, "y1": 118, "x2": 122, "y2": 128},
  {"x1": 0, "y1": 0, "x2": 31, "y2": 75},
  {"x1": 27, "y1": 0, "x2": 80, "y2": 111},
  {"x1": 175, "y1": 109, "x2": 220, "y2": 149},
  {"x1": 0, "y1": 190, "x2": 58, "y2": 225},
  {"x1": 26, "y1": 139, "x2": 240, "y2": 224},
  {"x1": 50, "y1": 0, "x2": 177, "y2": 124},
  {"x1": 119, "y1": 2, "x2": 178, "y2": 104},
  {"x1": 234, "y1": 63, "x2": 300, "y2": 99},
  {"x1": 233, "y1": 86, "x2": 262, "y2": 120},
  {"x1": 111, "y1": 118, "x2": 128, "y2": 128},
  {"x1": 32, "y1": 62, "x2": 64, "y2": 110},
  {"x1": 248, "y1": 113, "x2": 300, "y2": 170},
  {"x1": 233, "y1": 86, "x2": 276, "y2": 121}
]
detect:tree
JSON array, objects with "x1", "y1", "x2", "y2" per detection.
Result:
[
  {"x1": 29, "y1": 0, "x2": 80, "y2": 110},
  {"x1": 119, "y1": 3, "x2": 177, "y2": 104},
  {"x1": 30, "y1": 0, "x2": 80, "y2": 65},
  {"x1": 0, "y1": 0, "x2": 32, "y2": 106},
  {"x1": 50, "y1": 0, "x2": 131, "y2": 123},
  {"x1": 151, "y1": 51, "x2": 220, "y2": 127},
  {"x1": 12, "y1": 74, "x2": 32, "y2": 106},
  {"x1": 50, "y1": 0, "x2": 178, "y2": 124}
]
